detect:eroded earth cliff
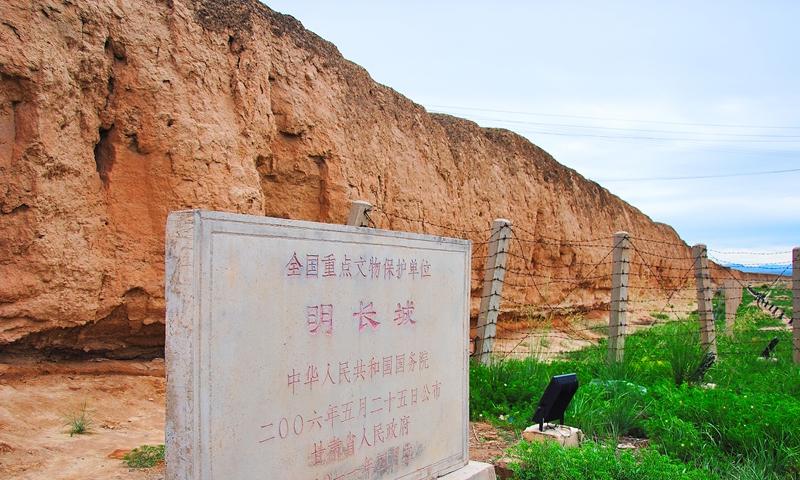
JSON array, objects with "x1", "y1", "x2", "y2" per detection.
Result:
[{"x1": 0, "y1": 0, "x2": 738, "y2": 357}]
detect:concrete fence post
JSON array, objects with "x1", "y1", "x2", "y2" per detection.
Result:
[
  {"x1": 723, "y1": 279, "x2": 742, "y2": 337},
  {"x1": 347, "y1": 200, "x2": 373, "y2": 227},
  {"x1": 793, "y1": 247, "x2": 800, "y2": 364},
  {"x1": 608, "y1": 231, "x2": 631, "y2": 364},
  {"x1": 475, "y1": 219, "x2": 512, "y2": 365},
  {"x1": 692, "y1": 244, "x2": 717, "y2": 356}
]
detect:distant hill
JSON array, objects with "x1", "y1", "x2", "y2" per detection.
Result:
[{"x1": 725, "y1": 263, "x2": 792, "y2": 276}]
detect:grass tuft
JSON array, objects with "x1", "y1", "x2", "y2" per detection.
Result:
[
  {"x1": 123, "y1": 444, "x2": 165, "y2": 468},
  {"x1": 661, "y1": 322, "x2": 708, "y2": 386},
  {"x1": 63, "y1": 402, "x2": 92, "y2": 437}
]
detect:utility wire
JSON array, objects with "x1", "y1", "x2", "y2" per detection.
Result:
[
  {"x1": 594, "y1": 167, "x2": 800, "y2": 182},
  {"x1": 444, "y1": 114, "x2": 800, "y2": 138},
  {"x1": 510, "y1": 128, "x2": 800, "y2": 144},
  {"x1": 427, "y1": 104, "x2": 800, "y2": 130}
]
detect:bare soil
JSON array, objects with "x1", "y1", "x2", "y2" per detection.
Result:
[
  {"x1": 1, "y1": 360, "x2": 518, "y2": 479},
  {"x1": 0, "y1": 360, "x2": 166, "y2": 479}
]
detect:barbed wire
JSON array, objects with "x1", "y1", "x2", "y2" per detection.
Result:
[
  {"x1": 365, "y1": 208, "x2": 796, "y2": 360},
  {"x1": 502, "y1": 270, "x2": 610, "y2": 282},
  {"x1": 473, "y1": 313, "x2": 795, "y2": 356},
  {"x1": 629, "y1": 239, "x2": 699, "y2": 321},
  {"x1": 482, "y1": 258, "x2": 615, "y2": 269},
  {"x1": 511, "y1": 224, "x2": 615, "y2": 245},
  {"x1": 510, "y1": 236, "x2": 612, "y2": 248},
  {"x1": 474, "y1": 329, "x2": 795, "y2": 358},
  {"x1": 371, "y1": 205, "x2": 494, "y2": 235},
  {"x1": 496, "y1": 231, "x2": 619, "y2": 359},
  {"x1": 475, "y1": 230, "x2": 713, "y2": 359},
  {"x1": 627, "y1": 236, "x2": 689, "y2": 248},
  {"x1": 477, "y1": 311, "x2": 791, "y2": 342},
  {"x1": 630, "y1": 249, "x2": 694, "y2": 261}
]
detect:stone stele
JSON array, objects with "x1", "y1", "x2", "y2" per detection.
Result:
[{"x1": 165, "y1": 210, "x2": 493, "y2": 479}]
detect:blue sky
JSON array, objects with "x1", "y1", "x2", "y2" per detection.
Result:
[{"x1": 266, "y1": 1, "x2": 798, "y2": 266}]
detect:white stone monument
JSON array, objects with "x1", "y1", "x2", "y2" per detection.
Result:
[{"x1": 165, "y1": 211, "x2": 494, "y2": 480}]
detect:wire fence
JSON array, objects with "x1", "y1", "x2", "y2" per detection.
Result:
[{"x1": 364, "y1": 203, "x2": 797, "y2": 363}]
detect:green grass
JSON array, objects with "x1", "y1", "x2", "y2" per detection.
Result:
[
  {"x1": 660, "y1": 322, "x2": 707, "y2": 386},
  {"x1": 471, "y1": 285, "x2": 800, "y2": 479},
  {"x1": 509, "y1": 441, "x2": 714, "y2": 480},
  {"x1": 123, "y1": 444, "x2": 165, "y2": 468},
  {"x1": 63, "y1": 403, "x2": 92, "y2": 437}
]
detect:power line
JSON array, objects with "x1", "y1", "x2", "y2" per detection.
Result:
[
  {"x1": 427, "y1": 104, "x2": 800, "y2": 130},
  {"x1": 443, "y1": 114, "x2": 800, "y2": 138},
  {"x1": 509, "y1": 128, "x2": 800, "y2": 144},
  {"x1": 594, "y1": 167, "x2": 800, "y2": 182},
  {"x1": 709, "y1": 248, "x2": 793, "y2": 255}
]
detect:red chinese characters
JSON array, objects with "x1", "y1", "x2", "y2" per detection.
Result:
[
  {"x1": 305, "y1": 300, "x2": 421, "y2": 336},
  {"x1": 287, "y1": 368, "x2": 300, "y2": 394},
  {"x1": 369, "y1": 257, "x2": 381, "y2": 279},
  {"x1": 263, "y1": 378, "x2": 446, "y2": 472},
  {"x1": 340, "y1": 255, "x2": 352, "y2": 278},
  {"x1": 286, "y1": 252, "x2": 302, "y2": 277},
  {"x1": 288, "y1": 351, "x2": 431, "y2": 394},
  {"x1": 312, "y1": 442, "x2": 418, "y2": 480},
  {"x1": 306, "y1": 254, "x2": 320, "y2": 277},
  {"x1": 353, "y1": 301, "x2": 379, "y2": 332},
  {"x1": 383, "y1": 259, "x2": 394, "y2": 279},
  {"x1": 304, "y1": 416, "x2": 415, "y2": 469},
  {"x1": 421, "y1": 259, "x2": 432, "y2": 277},
  {"x1": 284, "y1": 252, "x2": 432, "y2": 280},
  {"x1": 322, "y1": 254, "x2": 337, "y2": 277},
  {"x1": 393, "y1": 300, "x2": 416, "y2": 326},
  {"x1": 307, "y1": 304, "x2": 334, "y2": 335}
]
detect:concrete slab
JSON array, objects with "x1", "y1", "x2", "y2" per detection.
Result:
[
  {"x1": 165, "y1": 210, "x2": 472, "y2": 480},
  {"x1": 439, "y1": 461, "x2": 496, "y2": 480}
]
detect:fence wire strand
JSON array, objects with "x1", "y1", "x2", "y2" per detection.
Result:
[{"x1": 356, "y1": 206, "x2": 795, "y2": 361}]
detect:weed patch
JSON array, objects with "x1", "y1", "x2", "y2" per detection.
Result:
[
  {"x1": 508, "y1": 440, "x2": 714, "y2": 480},
  {"x1": 471, "y1": 285, "x2": 800, "y2": 479},
  {"x1": 63, "y1": 403, "x2": 92, "y2": 437},
  {"x1": 123, "y1": 444, "x2": 165, "y2": 468}
]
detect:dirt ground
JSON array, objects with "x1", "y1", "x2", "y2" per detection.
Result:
[
  {"x1": 0, "y1": 360, "x2": 166, "y2": 480},
  {"x1": 0, "y1": 360, "x2": 515, "y2": 479},
  {"x1": 468, "y1": 422, "x2": 516, "y2": 464},
  {"x1": 485, "y1": 294, "x2": 697, "y2": 361}
]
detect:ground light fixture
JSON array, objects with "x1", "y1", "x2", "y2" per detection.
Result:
[
  {"x1": 531, "y1": 373, "x2": 579, "y2": 432},
  {"x1": 761, "y1": 337, "x2": 779, "y2": 359}
]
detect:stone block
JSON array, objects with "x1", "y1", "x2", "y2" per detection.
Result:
[
  {"x1": 439, "y1": 461, "x2": 497, "y2": 480},
  {"x1": 522, "y1": 423, "x2": 583, "y2": 448}
]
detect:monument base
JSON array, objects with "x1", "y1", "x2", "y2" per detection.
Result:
[
  {"x1": 440, "y1": 461, "x2": 497, "y2": 480},
  {"x1": 522, "y1": 423, "x2": 583, "y2": 447}
]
